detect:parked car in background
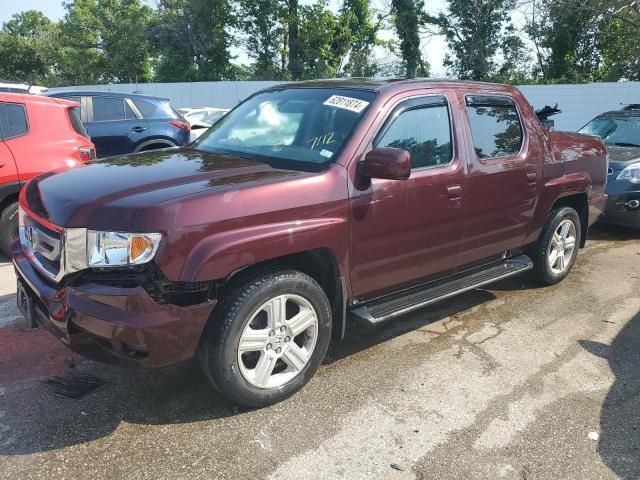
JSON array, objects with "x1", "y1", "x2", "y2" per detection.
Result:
[
  {"x1": 179, "y1": 107, "x2": 230, "y2": 141},
  {"x1": 579, "y1": 105, "x2": 640, "y2": 228},
  {"x1": 48, "y1": 91, "x2": 190, "y2": 158},
  {"x1": 0, "y1": 93, "x2": 95, "y2": 256},
  {"x1": 14, "y1": 79, "x2": 607, "y2": 407},
  {"x1": 0, "y1": 83, "x2": 48, "y2": 95}
]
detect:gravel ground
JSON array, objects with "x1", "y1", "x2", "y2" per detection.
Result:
[{"x1": 0, "y1": 226, "x2": 638, "y2": 480}]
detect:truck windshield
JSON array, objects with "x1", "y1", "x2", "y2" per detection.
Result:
[
  {"x1": 579, "y1": 115, "x2": 640, "y2": 148},
  {"x1": 194, "y1": 88, "x2": 376, "y2": 171}
]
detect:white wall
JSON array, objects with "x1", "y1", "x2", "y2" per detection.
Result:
[
  {"x1": 49, "y1": 81, "x2": 283, "y2": 109},
  {"x1": 51, "y1": 80, "x2": 640, "y2": 132},
  {"x1": 518, "y1": 82, "x2": 640, "y2": 131}
]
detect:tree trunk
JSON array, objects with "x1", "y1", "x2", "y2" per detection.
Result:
[{"x1": 287, "y1": 0, "x2": 301, "y2": 79}]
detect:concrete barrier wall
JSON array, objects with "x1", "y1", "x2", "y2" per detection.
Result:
[{"x1": 51, "y1": 80, "x2": 640, "y2": 132}]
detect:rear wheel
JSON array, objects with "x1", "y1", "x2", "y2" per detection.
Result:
[
  {"x1": 530, "y1": 207, "x2": 581, "y2": 285},
  {"x1": 198, "y1": 269, "x2": 332, "y2": 408},
  {"x1": 0, "y1": 201, "x2": 18, "y2": 258}
]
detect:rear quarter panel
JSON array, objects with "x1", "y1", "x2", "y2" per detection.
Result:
[
  {"x1": 10, "y1": 100, "x2": 93, "y2": 181},
  {"x1": 525, "y1": 131, "x2": 607, "y2": 244}
]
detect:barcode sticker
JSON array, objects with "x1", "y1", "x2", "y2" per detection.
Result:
[{"x1": 323, "y1": 95, "x2": 370, "y2": 113}]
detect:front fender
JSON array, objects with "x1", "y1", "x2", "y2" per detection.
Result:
[{"x1": 176, "y1": 217, "x2": 349, "y2": 283}]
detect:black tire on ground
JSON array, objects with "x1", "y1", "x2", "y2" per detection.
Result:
[
  {"x1": 0, "y1": 201, "x2": 19, "y2": 258},
  {"x1": 198, "y1": 269, "x2": 332, "y2": 408},
  {"x1": 529, "y1": 206, "x2": 582, "y2": 286}
]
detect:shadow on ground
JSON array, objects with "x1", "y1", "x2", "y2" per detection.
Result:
[
  {"x1": 0, "y1": 222, "x2": 634, "y2": 456},
  {"x1": 581, "y1": 312, "x2": 640, "y2": 479},
  {"x1": 0, "y1": 284, "x2": 494, "y2": 455}
]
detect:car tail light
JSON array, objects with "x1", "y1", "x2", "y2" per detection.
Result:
[
  {"x1": 79, "y1": 147, "x2": 96, "y2": 163},
  {"x1": 169, "y1": 119, "x2": 190, "y2": 131}
]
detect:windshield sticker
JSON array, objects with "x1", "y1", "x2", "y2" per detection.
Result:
[
  {"x1": 307, "y1": 132, "x2": 335, "y2": 150},
  {"x1": 319, "y1": 149, "x2": 333, "y2": 159},
  {"x1": 323, "y1": 95, "x2": 369, "y2": 113}
]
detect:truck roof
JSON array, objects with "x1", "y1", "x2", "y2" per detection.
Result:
[{"x1": 271, "y1": 77, "x2": 515, "y2": 93}]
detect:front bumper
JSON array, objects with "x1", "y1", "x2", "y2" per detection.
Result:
[
  {"x1": 13, "y1": 244, "x2": 216, "y2": 368},
  {"x1": 600, "y1": 180, "x2": 640, "y2": 228}
]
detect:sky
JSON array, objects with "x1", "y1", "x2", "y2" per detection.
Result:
[{"x1": 0, "y1": 0, "x2": 452, "y2": 76}]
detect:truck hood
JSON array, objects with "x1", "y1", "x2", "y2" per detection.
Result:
[
  {"x1": 606, "y1": 145, "x2": 640, "y2": 171},
  {"x1": 23, "y1": 148, "x2": 305, "y2": 230}
]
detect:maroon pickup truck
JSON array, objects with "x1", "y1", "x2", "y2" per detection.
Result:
[{"x1": 13, "y1": 79, "x2": 607, "y2": 407}]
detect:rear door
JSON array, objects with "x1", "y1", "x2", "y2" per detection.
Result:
[
  {"x1": 458, "y1": 94, "x2": 539, "y2": 267},
  {"x1": 85, "y1": 96, "x2": 148, "y2": 157},
  {"x1": 349, "y1": 94, "x2": 468, "y2": 299},
  {"x1": 0, "y1": 102, "x2": 26, "y2": 185}
]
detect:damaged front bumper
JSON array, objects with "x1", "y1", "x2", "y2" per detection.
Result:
[{"x1": 13, "y1": 244, "x2": 217, "y2": 368}]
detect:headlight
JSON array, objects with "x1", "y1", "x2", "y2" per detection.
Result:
[
  {"x1": 86, "y1": 231, "x2": 162, "y2": 267},
  {"x1": 617, "y1": 162, "x2": 640, "y2": 183}
]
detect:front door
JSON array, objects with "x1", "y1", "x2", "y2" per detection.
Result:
[
  {"x1": 85, "y1": 96, "x2": 148, "y2": 157},
  {"x1": 349, "y1": 94, "x2": 468, "y2": 300}
]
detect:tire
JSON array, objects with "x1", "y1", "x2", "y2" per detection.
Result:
[
  {"x1": 529, "y1": 206, "x2": 582, "y2": 285},
  {"x1": 198, "y1": 269, "x2": 332, "y2": 408},
  {"x1": 0, "y1": 201, "x2": 18, "y2": 258}
]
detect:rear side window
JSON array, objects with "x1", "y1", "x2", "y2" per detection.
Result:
[
  {"x1": 466, "y1": 95, "x2": 524, "y2": 159},
  {"x1": 92, "y1": 97, "x2": 126, "y2": 121},
  {"x1": 68, "y1": 107, "x2": 89, "y2": 139},
  {"x1": 0, "y1": 102, "x2": 28, "y2": 139},
  {"x1": 376, "y1": 97, "x2": 453, "y2": 169},
  {"x1": 132, "y1": 99, "x2": 157, "y2": 117}
]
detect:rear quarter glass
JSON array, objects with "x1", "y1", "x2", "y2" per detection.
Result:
[{"x1": 67, "y1": 107, "x2": 90, "y2": 139}]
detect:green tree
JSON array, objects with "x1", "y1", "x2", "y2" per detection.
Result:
[
  {"x1": 337, "y1": 0, "x2": 380, "y2": 77},
  {"x1": 236, "y1": 0, "x2": 287, "y2": 79},
  {"x1": 0, "y1": 11, "x2": 58, "y2": 84},
  {"x1": 58, "y1": 0, "x2": 154, "y2": 85},
  {"x1": 391, "y1": 0, "x2": 427, "y2": 77},
  {"x1": 435, "y1": 0, "x2": 518, "y2": 80},
  {"x1": 286, "y1": 0, "x2": 302, "y2": 79},
  {"x1": 152, "y1": 0, "x2": 234, "y2": 82},
  {"x1": 297, "y1": 2, "x2": 342, "y2": 78},
  {"x1": 524, "y1": 0, "x2": 599, "y2": 82}
]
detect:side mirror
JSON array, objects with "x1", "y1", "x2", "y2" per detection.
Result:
[{"x1": 362, "y1": 147, "x2": 411, "y2": 181}]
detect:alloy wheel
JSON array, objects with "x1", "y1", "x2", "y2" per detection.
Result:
[
  {"x1": 547, "y1": 219, "x2": 577, "y2": 274},
  {"x1": 237, "y1": 294, "x2": 319, "y2": 389}
]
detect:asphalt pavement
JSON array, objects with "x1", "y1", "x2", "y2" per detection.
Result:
[{"x1": 0, "y1": 226, "x2": 639, "y2": 480}]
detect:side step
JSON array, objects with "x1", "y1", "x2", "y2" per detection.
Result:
[{"x1": 350, "y1": 255, "x2": 533, "y2": 325}]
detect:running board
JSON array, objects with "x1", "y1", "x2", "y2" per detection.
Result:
[{"x1": 350, "y1": 255, "x2": 533, "y2": 325}]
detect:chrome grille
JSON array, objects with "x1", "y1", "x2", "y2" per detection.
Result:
[{"x1": 20, "y1": 209, "x2": 64, "y2": 282}]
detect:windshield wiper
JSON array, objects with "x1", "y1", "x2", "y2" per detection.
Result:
[{"x1": 610, "y1": 142, "x2": 640, "y2": 148}]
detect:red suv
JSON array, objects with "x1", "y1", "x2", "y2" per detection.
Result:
[{"x1": 0, "y1": 93, "x2": 95, "y2": 256}]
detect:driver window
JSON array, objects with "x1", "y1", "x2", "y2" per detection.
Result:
[{"x1": 376, "y1": 100, "x2": 453, "y2": 169}]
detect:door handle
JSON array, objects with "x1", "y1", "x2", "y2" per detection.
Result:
[
  {"x1": 132, "y1": 126, "x2": 147, "y2": 133},
  {"x1": 526, "y1": 171, "x2": 537, "y2": 186},
  {"x1": 446, "y1": 185, "x2": 463, "y2": 199},
  {"x1": 0, "y1": 162, "x2": 5, "y2": 168}
]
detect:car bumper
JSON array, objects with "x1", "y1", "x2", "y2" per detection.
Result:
[
  {"x1": 600, "y1": 181, "x2": 640, "y2": 228},
  {"x1": 13, "y1": 244, "x2": 216, "y2": 368}
]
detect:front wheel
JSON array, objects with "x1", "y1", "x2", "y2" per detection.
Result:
[
  {"x1": 529, "y1": 207, "x2": 582, "y2": 285},
  {"x1": 198, "y1": 270, "x2": 332, "y2": 408}
]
